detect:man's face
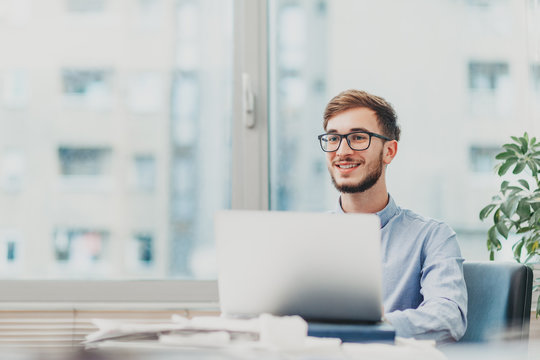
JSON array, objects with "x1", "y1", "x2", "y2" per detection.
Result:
[{"x1": 325, "y1": 107, "x2": 387, "y2": 194}]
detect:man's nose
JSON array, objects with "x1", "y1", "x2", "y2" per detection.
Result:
[{"x1": 336, "y1": 138, "x2": 354, "y2": 156}]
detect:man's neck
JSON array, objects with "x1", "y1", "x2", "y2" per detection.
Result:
[{"x1": 340, "y1": 182, "x2": 389, "y2": 214}]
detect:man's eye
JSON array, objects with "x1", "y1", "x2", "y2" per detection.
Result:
[
  {"x1": 327, "y1": 136, "x2": 339, "y2": 142},
  {"x1": 351, "y1": 134, "x2": 367, "y2": 141}
]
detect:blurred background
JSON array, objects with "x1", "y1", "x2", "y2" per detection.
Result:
[{"x1": 0, "y1": 0, "x2": 539, "y2": 279}]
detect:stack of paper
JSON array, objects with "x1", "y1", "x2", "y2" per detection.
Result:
[{"x1": 84, "y1": 313, "x2": 341, "y2": 352}]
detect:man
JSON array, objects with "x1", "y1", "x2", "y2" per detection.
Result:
[{"x1": 319, "y1": 89, "x2": 467, "y2": 343}]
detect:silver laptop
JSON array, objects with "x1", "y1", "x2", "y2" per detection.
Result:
[{"x1": 215, "y1": 210, "x2": 383, "y2": 323}]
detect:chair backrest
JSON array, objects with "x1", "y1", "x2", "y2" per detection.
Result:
[{"x1": 460, "y1": 261, "x2": 533, "y2": 342}]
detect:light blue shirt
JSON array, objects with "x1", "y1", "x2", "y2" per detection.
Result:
[{"x1": 335, "y1": 195, "x2": 468, "y2": 343}]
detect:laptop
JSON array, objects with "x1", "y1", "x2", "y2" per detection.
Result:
[{"x1": 215, "y1": 210, "x2": 383, "y2": 323}]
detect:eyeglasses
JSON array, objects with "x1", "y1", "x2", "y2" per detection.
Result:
[{"x1": 318, "y1": 131, "x2": 392, "y2": 152}]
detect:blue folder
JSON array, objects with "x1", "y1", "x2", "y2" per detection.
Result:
[{"x1": 307, "y1": 322, "x2": 396, "y2": 343}]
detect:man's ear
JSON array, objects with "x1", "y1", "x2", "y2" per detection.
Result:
[{"x1": 383, "y1": 140, "x2": 398, "y2": 165}]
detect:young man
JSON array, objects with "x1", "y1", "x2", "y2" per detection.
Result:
[{"x1": 319, "y1": 89, "x2": 467, "y2": 343}]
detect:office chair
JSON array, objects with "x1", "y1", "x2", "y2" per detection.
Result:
[{"x1": 460, "y1": 261, "x2": 533, "y2": 342}]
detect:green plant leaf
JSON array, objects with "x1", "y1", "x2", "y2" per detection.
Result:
[
  {"x1": 498, "y1": 159, "x2": 515, "y2": 176},
  {"x1": 518, "y1": 179, "x2": 530, "y2": 190},
  {"x1": 501, "y1": 196, "x2": 520, "y2": 219},
  {"x1": 537, "y1": 296, "x2": 540, "y2": 319},
  {"x1": 496, "y1": 221, "x2": 510, "y2": 239},
  {"x1": 531, "y1": 208, "x2": 540, "y2": 226},
  {"x1": 507, "y1": 186, "x2": 523, "y2": 197},
  {"x1": 531, "y1": 151, "x2": 540, "y2": 157},
  {"x1": 487, "y1": 226, "x2": 502, "y2": 252},
  {"x1": 479, "y1": 204, "x2": 497, "y2": 220},
  {"x1": 500, "y1": 181, "x2": 509, "y2": 192},
  {"x1": 493, "y1": 208, "x2": 502, "y2": 223},
  {"x1": 517, "y1": 226, "x2": 533, "y2": 234},
  {"x1": 513, "y1": 161, "x2": 527, "y2": 174},
  {"x1": 495, "y1": 151, "x2": 516, "y2": 160},
  {"x1": 519, "y1": 137, "x2": 529, "y2": 153},
  {"x1": 503, "y1": 143, "x2": 522, "y2": 154},
  {"x1": 512, "y1": 239, "x2": 524, "y2": 262},
  {"x1": 527, "y1": 160, "x2": 538, "y2": 175},
  {"x1": 517, "y1": 199, "x2": 531, "y2": 220}
]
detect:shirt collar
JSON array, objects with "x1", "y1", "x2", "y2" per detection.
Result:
[{"x1": 336, "y1": 194, "x2": 399, "y2": 228}]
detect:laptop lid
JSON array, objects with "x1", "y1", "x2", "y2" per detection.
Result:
[{"x1": 215, "y1": 210, "x2": 383, "y2": 323}]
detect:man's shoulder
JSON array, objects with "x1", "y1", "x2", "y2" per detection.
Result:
[{"x1": 397, "y1": 207, "x2": 456, "y2": 238}]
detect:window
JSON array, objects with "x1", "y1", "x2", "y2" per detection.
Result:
[
  {"x1": 132, "y1": 155, "x2": 156, "y2": 191},
  {"x1": 269, "y1": 1, "x2": 329, "y2": 211},
  {"x1": 58, "y1": 147, "x2": 111, "y2": 177},
  {"x1": 2, "y1": 0, "x2": 537, "y2": 303},
  {"x1": 0, "y1": 0, "x2": 233, "y2": 283},
  {"x1": 129, "y1": 232, "x2": 154, "y2": 269},
  {"x1": 468, "y1": 61, "x2": 512, "y2": 116},
  {"x1": 268, "y1": 0, "x2": 537, "y2": 263},
  {"x1": 62, "y1": 69, "x2": 112, "y2": 109},
  {"x1": 53, "y1": 229, "x2": 108, "y2": 276},
  {"x1": 0, "y1": 229, "x2": 22, "y2": 275},
  {"x1": 469, "y1": 145, "x2": 501, "y2": 173},
  {"x1": 57, "y1": 147, "x2": 112, "y2": 190},
  {"x1": 2, "y1": 70, "x2": 29, "y2": 109},
  {"x1": 469, "y1": 62, "x2": 509, "y2": 91},
  {"x1": 1, "y1": 149, "x2": 25, "y2": 192}
]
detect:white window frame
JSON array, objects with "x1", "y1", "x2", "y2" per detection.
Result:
[{"x1": 0, "y1": 0, "x2": 269, "y2": 309}]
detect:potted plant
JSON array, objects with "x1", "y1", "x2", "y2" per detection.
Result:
[{"x1": 479, "y1": 132, "x2": 540, "y2": 317}]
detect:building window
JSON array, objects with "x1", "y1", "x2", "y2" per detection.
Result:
[
  {"x1": 2, "y1": 70, "x2": 29, "y2": 109},
  {"x1": 469, "y1": 62, "x2": 509, "y2": 91},
  {"x1": 470, "y1": 145, "x2": 500, "y2": 173},
  {"x1": 1, "y1": 149, "x2": 25, "y2": 192},
  {"x1": 53, "y1": 229, "x2": 107, "y2": 273},
  {"x1": 62, "y1": 68, "x2": 112, "y2": 109},
  {"x1": 132, "y1": 154, "x2": 156, "y2": 191},
  {"x1": 0, "y1": 230, "x2": 21, "y2": 263},
  {"x1": 66, "y1": 0, "x2": 105, "y2": 13},
  {"x1": 468, "y1": 61, "x2": 511, "y2": 116},
  {"x1": 58, "y1": 147, "x2": 112, "y2": 177},
  {"x1": 172, "y1": 73, "x2": 198, "y2": 146},
  {"x1": 131, "y1": 233, "x2": 154, "y2": 267}
]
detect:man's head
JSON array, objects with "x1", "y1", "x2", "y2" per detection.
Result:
[
  {"x1": 321, "y1": 90, "x2": 399, "y2": 194},
  {"x1": 323, "y1": 89, "x2": 400, "y2": 140}
]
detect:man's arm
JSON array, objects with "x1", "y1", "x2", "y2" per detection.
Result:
[{"x1": 384, "y1": 227, "x2": 468, "y2": 344}]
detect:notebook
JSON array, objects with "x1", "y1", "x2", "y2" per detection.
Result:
[{"x1": 215, "y1": 210, "x2": 383, "y2": 323}]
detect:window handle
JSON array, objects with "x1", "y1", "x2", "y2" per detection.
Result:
[{"x1": 242, "y1": 73, "x2": 255, "y2": 128}]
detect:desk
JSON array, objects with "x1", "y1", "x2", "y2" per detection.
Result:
[{"x1": 2, "y1": 339, "x2": 539, "y2": 360}]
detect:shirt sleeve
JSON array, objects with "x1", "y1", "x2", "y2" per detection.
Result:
[{"x1": 384, "y1": 224, "x2": 468, "y2": 344}]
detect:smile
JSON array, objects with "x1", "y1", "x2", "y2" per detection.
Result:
[{"x1": 336, "y1": 163, "x2": 360, "y2": 169}]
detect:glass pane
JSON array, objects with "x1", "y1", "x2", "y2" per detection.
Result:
[
  {"x1": 0, "y1": 0, "x2": 233, "y2": 279},
  {"x1": 269, "y1": 0, "x2": 540, "y2": 261}
]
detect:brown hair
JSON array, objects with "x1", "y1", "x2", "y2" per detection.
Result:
[{"x1": 323, "y1": 89, "x2": 400, "y2": 141}]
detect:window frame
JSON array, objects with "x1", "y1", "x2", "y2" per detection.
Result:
[{"x1": 1, "y1": 0, "x2": 269, "y2": 308}]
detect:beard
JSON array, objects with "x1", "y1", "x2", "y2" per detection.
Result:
[{"x1": 330, "y1": 150, "x2": 384, "y2": 194}]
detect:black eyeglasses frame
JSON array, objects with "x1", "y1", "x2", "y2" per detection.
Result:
[{"x1": 317, "y1": 131, "x2": 393, "y2": 152}]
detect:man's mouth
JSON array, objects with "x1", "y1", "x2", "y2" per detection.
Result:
[{"x1": 335, "y1": 162, "x2": 361, "y2": 170}]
